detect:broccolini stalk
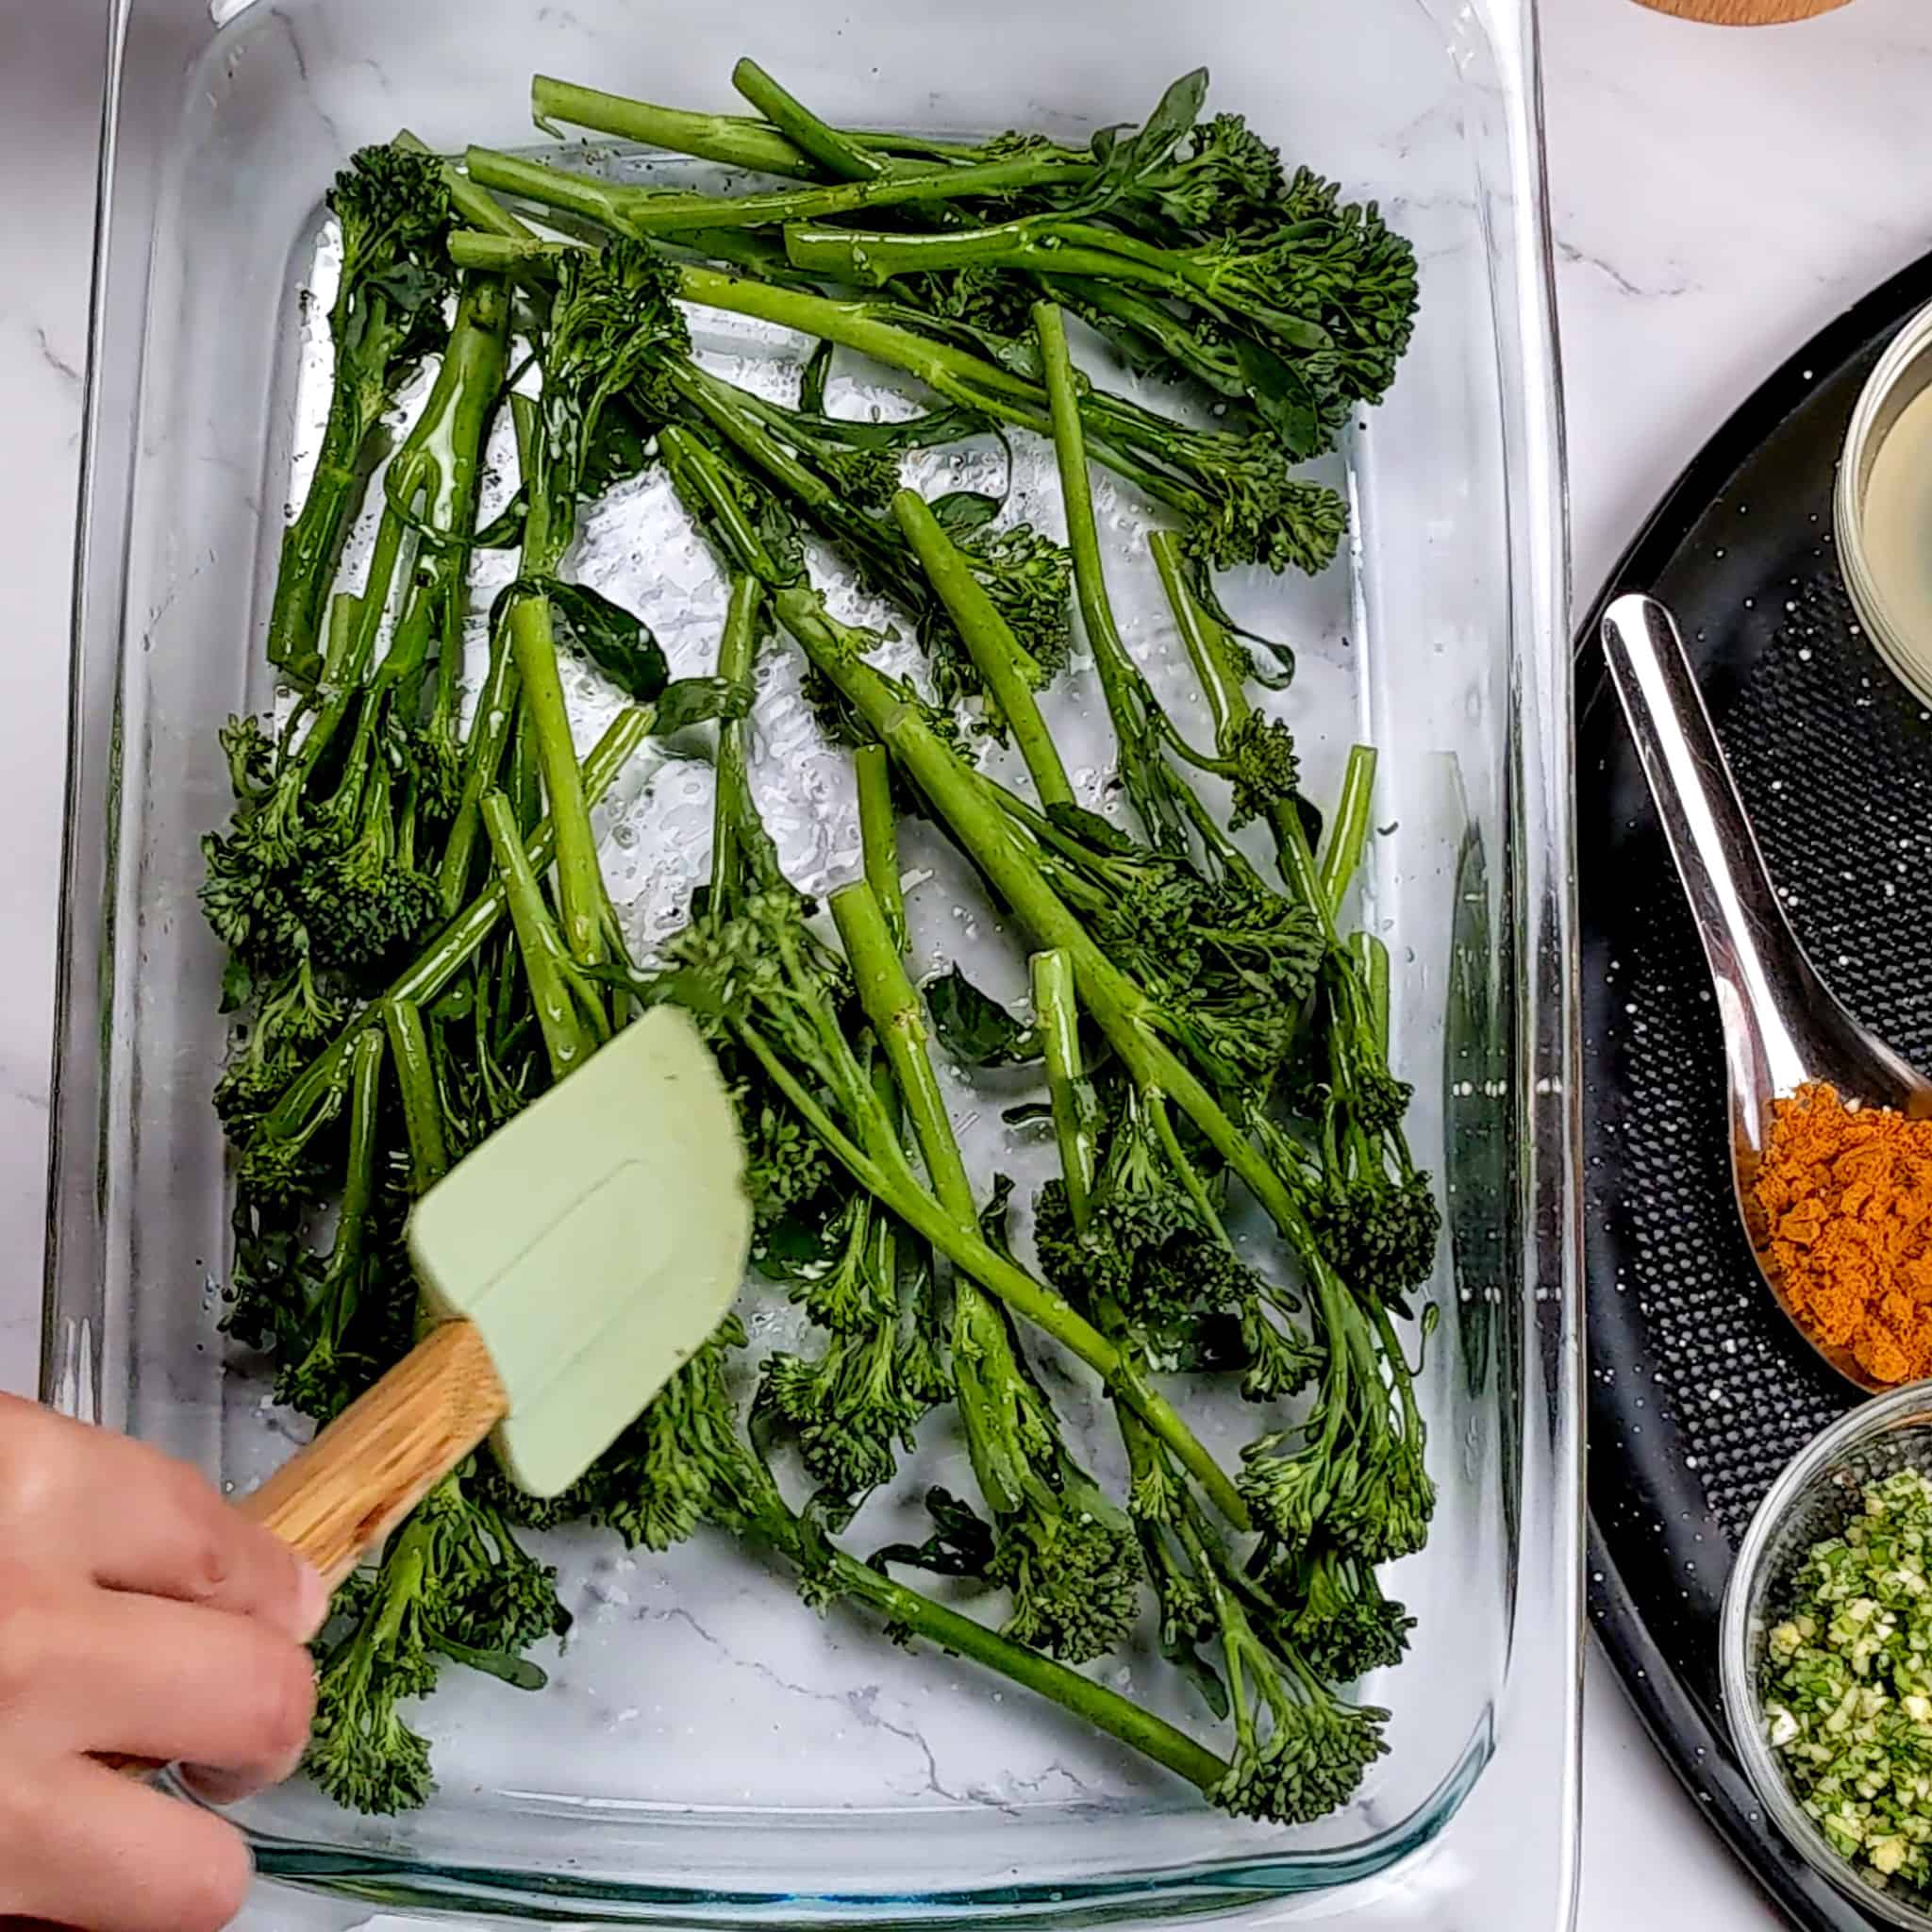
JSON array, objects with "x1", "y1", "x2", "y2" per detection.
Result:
[
  {"x1": 465, "y1": 144, "x2": 1091, "y2": 239},
  {"x1": 508, "y1": 241, "x2": 691, "y2": 969},
  {"x1": 531, "y1": 76, "x2": 822, "y2": 176},
  {"x1": 1150, "y1": 527, "x2": 1324, "y2": 912},
  {"x1": 786, "y1": 181, "x2": 1419, "y2": 429},
  {"x1": 889, "y1": 491, "x2": 1074, "y2": 808},
  {"x1": 483, "y1": 791, "x2": 617, "y2": 1078},
  {"x1": 250, "y1": 707, "x2": 655, "y2": 1164},
  {"x1": 854, "y1": 744, "x2": 908, "y2": 954},
  {"x1": 820, "y1": 881, "x2": 1134, "y2": 1664},
  {"x1": 447, "y1": 237, "x2": 1344, "y2": 582},
  {"x1": 730, "y1": 58, "x2": 890, "y2": 182},
  {"x1": 660, "y1": 359, "x2": 1074, "y2": 721},
  {"x1": 1037, "y1": 301, "x2": 1195, "y2": 858},
  {"x1": 270, "y1": 146, "x2": 454, "y2": 685},
  {"x1": 307, "y1": 1473, "x2": 569, "y2": 1815},
  {"x1": 383, "y1": 999, "x2": 449, "y2": 1189},
  {"x1": 273, "y1": 1027, "x2": 391, "y2": 1420},
  {"x1": 1155, "y1": 528, "x2": 1438, "y2": 1310}
]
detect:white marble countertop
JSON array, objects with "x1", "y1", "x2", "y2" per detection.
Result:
[{"x1": 9, "y1": 0, "x2": 1931, "y2": 1923}]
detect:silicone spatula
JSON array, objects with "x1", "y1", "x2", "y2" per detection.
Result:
[
  {"x1": 244, "y1": 1004, "x2": 751, "y2": 1584},
  {"x1": 108, "y1": 1006, "x2": 749, "y2": 1778}
]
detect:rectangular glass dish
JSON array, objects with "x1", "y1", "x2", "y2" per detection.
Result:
[{"x1": 48, "y1": 0, "x2": 1580, "y2": 1923}]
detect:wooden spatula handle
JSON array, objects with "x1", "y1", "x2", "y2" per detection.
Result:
[
  {"x1": 236, "y1": 1318, "x2": 508, "y2": 1587},
  {"x1": 102, "y1": 1319, "x2": 508, "y2": 1780}
]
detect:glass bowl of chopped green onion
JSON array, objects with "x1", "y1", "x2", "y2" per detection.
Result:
[{"x1": 1724, "y1": 1383, "x2": 1932, "y2": 1925}]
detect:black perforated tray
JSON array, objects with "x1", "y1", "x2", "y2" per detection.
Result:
[{"x1": 1580, "y1": 254, "x2": 1932, "y2": 1930}]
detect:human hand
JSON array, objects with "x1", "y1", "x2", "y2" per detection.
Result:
[{"x1": 0, "y1": 1395, "x2": 325, "y2": 1932}]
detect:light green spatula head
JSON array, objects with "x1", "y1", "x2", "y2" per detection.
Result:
[{"x1": 407, "y1": 1007, "x2": 750, "y2": 1498}]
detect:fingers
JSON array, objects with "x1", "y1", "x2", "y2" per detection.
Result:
[
  {"x1": 85, "y1": 1454, "x2": 327, "y2": 1646},
  {"x1": 0, "y1": 1573, "x2": 314, "y2": 1781},
  {"x1": 0, "y1": 1761, "x2": 254, "y2": 1932},
  {"x1": 0, "y1": 1396, "x2": 325, "y2": 1644}
]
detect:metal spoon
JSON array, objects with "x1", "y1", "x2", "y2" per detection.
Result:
[{"x1": 1599, "y1": 591, "x2": 1932, "y2": 1395}]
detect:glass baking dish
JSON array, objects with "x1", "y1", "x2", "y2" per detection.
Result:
[{"x1": 48, "y1": 0, "x2": 1578, "y2": 1922}]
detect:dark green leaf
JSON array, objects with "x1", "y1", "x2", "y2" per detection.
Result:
[
  {"x1": 220, "y1": 958, "x2": 257, "y2": 1015},
  {"x1": 429, "y1": 1635, "x2": 550, "y2": 1691},
  {"x1": 1234, "y1": 337, "x2": 1324, "y2": 463},
  {"x1": 367, "y1": 259, "x2": 445, "y2": 316},
  {"x1": 925, "y1": 966, "x2": 1039, "y2": 1067},
  {"x1": 1293, "y1": 792, "x2": 1324, "y2": 854},
  {"x1": 786, "y1": 403, "x2": 992, "y2": 454},
  {"x1": 1159, "y1": 1624, "x2": 1231, "y2": 1721},
  {"x1": 580, "y1": 398, "x2": 656, "y2": 498},
  {"x1": 470, "y1": 490, "x2": 527, "y2": 550},
  {"x1": 799, "y1": 340, "x2": 834, "y2": 416},
  {"x1": 543, "y1": 581, "x2": 670, "y2": 701},
  {"x1": 653, "y1": 675, "x2": 753, "y2": 735},
  {"x1": 752, "y1": 1205, "x2": 840, "y2": 1281},
  {"x1": 977, "y1": 1172, "x2": 1019, "y2": 1254},
  {"x1": 1125, "y1": 69, "x2": 1210, "y2": 176},
  {"x1": 870, "y1": 1487, "x2": 996, "y2": 1580},
  {"x1": 927, "y1": 491, "x2": 1001, "y2": 536},
  {"x1": 1091, "y1": 69, "x2": 1209, "y2": 201}
]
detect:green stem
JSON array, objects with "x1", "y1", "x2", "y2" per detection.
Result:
[
  {"x1": 730, "y1": 58, "x2": 885, "y2": 182},
  {"x1": 439, "y1": 612, "x2": 521, "y2": 908},
  {"x1": 1032, "y1": 949, "x2": 1094, "y2": 1229},
  {"x1": 489, "y1": 126, "x2": 1085, "y2": 238},
  {"x1": 785, "y1": 610, "x2": 1336, "y2": 1279},
  {"x1": 396, "y1": 129, "x2": 536, "y2": 240},
  {"x1": 335, "y1": 1027, "x2": 388, "y2": 1269},
  {"x1": 890, "y1": 489, "x2": 1074, "y2": 809},
  {"x1": 449, "y1": 232, "x2": 582, "y2": 275},
  {"x1": 853, "y1": 747, "x2": 908, "y2": 957},
  {"x1": 785, "y1": 218, "x2": 1330, "y2": 357},
  {"x1": 740, "y1": 1002, "x2": 1247, "y2": 1529},
  {"x1": 464, "y1": 146, "x2": 640, "y2": 236},
  {"x1": 831, "y1": 882, "x2": 973, "y2": 1219},
  {"x1": 531, "y1": 77, "x2": 818, "y2": 176},
  {"x1": 385, "y1": 275, "x2": 510, "y2": 533},
  {"x1": 267, "y1": 398, "x2": 370, "y2": 685},
  {"x1": 709, "y1": 574, "x2": 765, "y2": 908},
  {"x1": 674, "y1": 264, "x2": 1044, "y2": 411},
  {"x1": 1356, "y1": 930, "x2": 1391, "y2": 1055},
  {"x1": 382, "y1": 999, "x2": 448, "y2": 1190},
  {"x1": 826, "y1": 1549, "x2": 1226, "y2": 1792},
  {"x1": 507, "y1": 590, "x2": 608, "y2": 968},
  {"x1": 1317, "y1": 746, "x2": 1377, "y2": 923},
  {"x1": 483, "y1": 791, "x2": 608, "y2": 1075},
  {"x1": 1031, "y1": 305, "x2": 1140, "y2": 734},
  {"x1": 787, "y1": 220, "x2": 1160, "y2": 293},
  {"x1": 527, "y1": 78, "x2": 1001, "y2": 174},
  {"x1": 1150, "y1": 527, "x2": 1329, "y2": 924},
  {"x1": 259, "y1": 708, "x2": 652, "y2": 1141}
]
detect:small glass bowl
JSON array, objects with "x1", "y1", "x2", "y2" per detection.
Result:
[{"x1": 1722, "y1": 1383, "x2": 1932, "y2": 1930}]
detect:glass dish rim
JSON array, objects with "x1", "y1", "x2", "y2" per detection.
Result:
[
  {"x1": 46, "y1": 0, "x2": 1581, "y2": 1918},
  {"x1": 1720, "y1": 1380, "x2": 1932, "y2": 1932}
]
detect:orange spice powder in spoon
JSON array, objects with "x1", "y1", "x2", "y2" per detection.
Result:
[{"x1": 1756, "y1": 1083, "x2": 1932, "y2": 1387}]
